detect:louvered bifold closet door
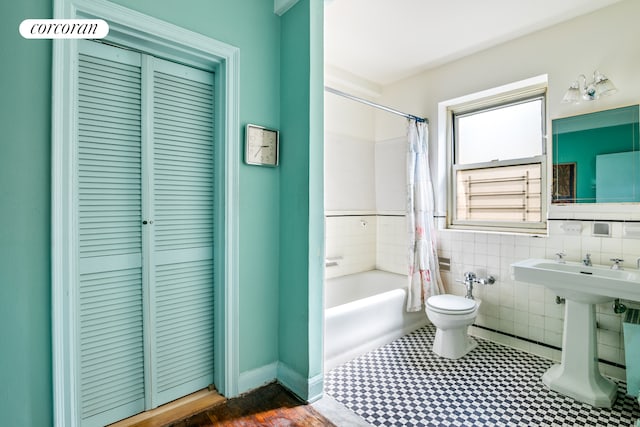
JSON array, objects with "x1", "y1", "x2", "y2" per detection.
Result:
[
  {"x1": 148, "y1": 57, "x2": 215, "y2": 407},
  {"x1": 76, "y1": 41, "x2": 145, "y2": 427}
]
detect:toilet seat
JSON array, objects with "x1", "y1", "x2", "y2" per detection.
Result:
[{"x1": 426, "y1": 294, "x2": 476, "y2": 315}]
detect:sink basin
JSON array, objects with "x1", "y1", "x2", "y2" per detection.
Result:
[
  {"x1": 510, "y1": 258, "x2": 640, "y2": 408},
  {"x1": 512, "y1": 258, "x2": 640, "y2": 303}
]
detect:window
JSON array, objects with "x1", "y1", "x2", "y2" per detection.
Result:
[{"x1": 443, "y1": 77, "x2": 548, "y2": 232}]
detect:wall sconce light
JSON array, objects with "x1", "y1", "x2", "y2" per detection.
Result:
[{"x1": 562, "y1": 70, "x2": 617, "y2": 104}]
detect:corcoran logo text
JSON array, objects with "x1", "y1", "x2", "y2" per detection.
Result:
[{"x1": 20, "y1": 19, "x2": 109, "y2": 39}]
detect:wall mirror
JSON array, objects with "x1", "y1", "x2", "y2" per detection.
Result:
[{"x1": 552, "y1": 104, "x2": 640, "y2": 204}]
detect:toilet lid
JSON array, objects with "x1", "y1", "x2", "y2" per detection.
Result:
[{"x1": 426, "y1": 294, "x2": 476, "y2": 314}]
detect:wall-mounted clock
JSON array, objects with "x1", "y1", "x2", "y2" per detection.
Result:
[{"x1": 245, "y1": 124, "x2": 279, "y2": 167}]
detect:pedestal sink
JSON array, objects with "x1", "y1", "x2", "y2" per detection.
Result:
[{"x1": 512, "y1": 258, "x2": 640, "y2": 408}]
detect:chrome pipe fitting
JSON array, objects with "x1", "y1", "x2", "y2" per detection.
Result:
[{"x1": 613, "y1": 299, "x2": 627, "y2": 314}]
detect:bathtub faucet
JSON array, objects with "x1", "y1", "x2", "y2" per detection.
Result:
[{"x1": 459, "y1": 271, "x2": 496, "y2": 300}]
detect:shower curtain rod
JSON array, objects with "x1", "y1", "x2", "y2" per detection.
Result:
[{"x1": 324, "y1": 86, "x2": 428, "y2": 124}]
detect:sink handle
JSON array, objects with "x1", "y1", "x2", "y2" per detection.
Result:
[
  {"x1": 610, "y1": 258, "x2": 624, "y2": 270},
  {"x1": 555, "y1": 252, "x2": 566, "y2": 263}
]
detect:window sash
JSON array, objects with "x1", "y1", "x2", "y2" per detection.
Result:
[
  {"x1": 452, "y1": 157, "x2": 545, "y2": 229},
  {"x1": 450, "y1": 152, "x2": 547, "y2": 231},
  {"x1": 453, "y1": 95, "x2": 546, "y2": 165}
]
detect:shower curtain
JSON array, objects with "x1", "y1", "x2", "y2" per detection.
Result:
[{"x1": 406, "y1": 119, "x2": 444, "y2": 312}]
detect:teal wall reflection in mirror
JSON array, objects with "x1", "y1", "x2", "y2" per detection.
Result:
[{"x1": 552, "y1": 105, "x2": 640, "y2": 203}]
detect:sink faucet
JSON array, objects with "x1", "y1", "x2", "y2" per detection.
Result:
[{"x1": 582, "y1": 253, "x2": 592, "y2": 267}]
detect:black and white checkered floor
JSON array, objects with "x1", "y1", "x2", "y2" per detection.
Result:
[{"x1": 325, "y1": 326, "x2": 640, "y2": 427}]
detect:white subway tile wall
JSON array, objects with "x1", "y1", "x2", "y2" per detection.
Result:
[
  {"x1": 325, "y1": 215, "x2": 377, "y2": 279},
  {"x1": 325, "y1": 214, "x2": 640, "y2": 376},
  {"x1": 376, "y1": 216, "x2": 407, "y2": 275},
  {"x1": 436, "y1": 220, "x2": 638, "y2": 371}
]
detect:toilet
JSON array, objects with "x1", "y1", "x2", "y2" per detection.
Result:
[{"x1": 425, "y1": 294, "x2": 480, "y2": 359}]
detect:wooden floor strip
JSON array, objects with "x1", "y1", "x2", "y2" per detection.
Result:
[{"x1": 108, "y1": 388, "x2": 226, "y2": 427}]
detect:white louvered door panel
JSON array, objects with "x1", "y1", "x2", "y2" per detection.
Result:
[
  {"x1": 148, "y1": 57, "x2": 215, "y2": 407},
  {"x1": 76, "y1": 41, "x2": 145, "y2": 427}
]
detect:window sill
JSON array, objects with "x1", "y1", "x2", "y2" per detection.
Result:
[{"x1": 446, "y1": 223, "x2": 548, "y2": 237}]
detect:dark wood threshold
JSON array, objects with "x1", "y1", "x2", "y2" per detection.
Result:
[
  {"x1": 169, "y1": 382, "x2": 336, "y2": 426},
  {"x1": 108, "y1": 388, "x2": 226, "y2": 427}
]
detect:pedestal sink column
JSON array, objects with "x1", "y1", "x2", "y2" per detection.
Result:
[{"x1": 542, "y1": 300, "x2": 617, "y2": 407}]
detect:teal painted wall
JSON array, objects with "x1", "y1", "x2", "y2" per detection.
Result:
[
  {"x1": 306, "y1": 0, "x2": 325, "y2": 389},
  {"x1": 0, "y1": 2, "x2": 53, "y2": 426},
  {"x1": 278, "y1": 0, "x2": 324, "y2": 399},
  {"x1": 0, "y1": 0, "x2": 323, "y2": 424}
]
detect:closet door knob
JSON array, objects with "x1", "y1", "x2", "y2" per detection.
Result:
[{"x1": 142, "y1": 220, "x2": 154, "y2": 225}]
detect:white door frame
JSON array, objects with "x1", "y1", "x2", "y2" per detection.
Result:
[{"x1": 51, "y1": 1, "x2": 240, "y2": 425}]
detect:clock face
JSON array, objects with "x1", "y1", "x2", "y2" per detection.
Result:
[{"x1": 246, "y1": 124, "x2": 279, "y2": 166}]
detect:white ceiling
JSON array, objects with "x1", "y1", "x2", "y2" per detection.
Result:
[{"x1": 324, "y1": 0, "x2": 624, "y2": 86}]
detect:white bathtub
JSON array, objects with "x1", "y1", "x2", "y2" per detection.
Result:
[{"x1": 324, "y1": 269, "x2": 428, "y2": 371}]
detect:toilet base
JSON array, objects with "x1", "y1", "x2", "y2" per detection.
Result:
[{"x1": 432, "y1": 327, "x2": 477, "y2": 359}]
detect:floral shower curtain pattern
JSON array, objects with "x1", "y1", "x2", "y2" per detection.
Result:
[{"x1": 406, "y1": 119, "x2": 444, "y2": 312}]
